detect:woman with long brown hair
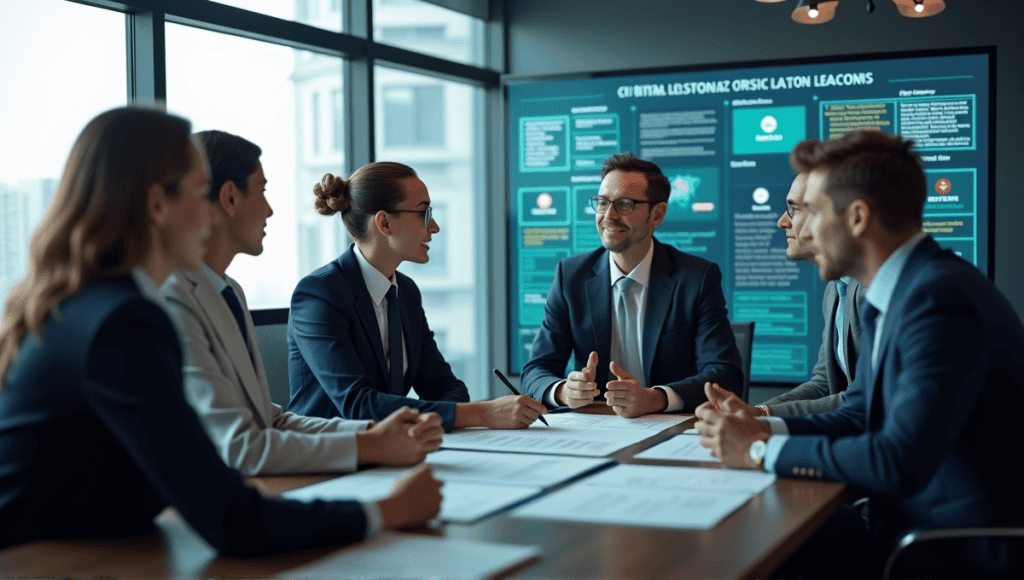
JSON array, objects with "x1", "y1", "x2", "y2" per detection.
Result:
[{"x1": 0, "y1": 107, "x2": 440, "y2": 553}]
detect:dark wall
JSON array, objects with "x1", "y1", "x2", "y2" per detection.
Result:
[{"x1": 506, "y1": 0, "x2": 1024, "y2": 318}]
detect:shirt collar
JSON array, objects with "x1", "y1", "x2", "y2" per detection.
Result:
[
  {"x1": 863, "y1": 230, "x2": 928, "y2": 316},
  {"x1": 200, "y1": 262, "x2": 230, "y2": 293},
  {"x1": 130, "y1": 267, "x2": 168, "y2": 308},
  {"x1": 608, "y1": 240, "x2": 655, "y2": 289},
  {"x1": 355, "y1": 246, "x2": 398, "y2": 306}
]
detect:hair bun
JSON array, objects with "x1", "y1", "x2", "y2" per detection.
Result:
[{"x1": 313, "y1": 173, "x2": 350, "y2": 216}]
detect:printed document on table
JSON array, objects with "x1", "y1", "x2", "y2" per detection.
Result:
[
  {"x1": 283, "y1": 471, "x2": 542, "y2": 524},
  {"x1": 542, "y1": 413, "x2": 690, "y2": 432},
  {"x1": 634, "y1": 434, "x2": 719, "y2": 463},
  {"x1": 283, "y1": 532, "x2": 540, "y2": 580},
  {"x1": 513, "y1": 482, "x2": 751, "y2": 530},
  {"x1": 365, "y1": 449, "x2": 611, "y2": 488},
  {"x1": 441, "y1": 425, "x2": 654, "y2": 457},
  {"x1": 584, "y1": 464, "x2": 775, "y2": 495},
  {"x1": 513, "y1": 464, "x2": 775, "y2": 530}
]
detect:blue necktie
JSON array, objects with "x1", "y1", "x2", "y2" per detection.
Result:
[
  {"x1": 221, "y1": 286, "x2": 251, "y2": 355},
  {"x1": 613, "y1": 276, "x2": 644, "y2": 386},
  {"x1": 385, "y1": 285, "x2": 403, "y2": 395}
]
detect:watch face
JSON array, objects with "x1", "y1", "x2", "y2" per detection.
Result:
[{"x1": 749, "y1": 440, "x2": 767, "y2": 461}]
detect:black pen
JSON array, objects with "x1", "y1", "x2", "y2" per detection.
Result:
[{"x1": 492, "y1": 368, "x2": 550, "y2": 426}]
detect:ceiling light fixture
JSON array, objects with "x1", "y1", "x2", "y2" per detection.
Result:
[
  {"x1": 893, "y1": 0, "x2": 946, "y2": 17},
  {"x1": 766, "y1": 0, "x2": 947, "y2": 24},
  {"x1": 791, "y1": 1, "x2": 839, "y2": 24}
]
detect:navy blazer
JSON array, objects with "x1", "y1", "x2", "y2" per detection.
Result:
[
  {"x1": 776, "y1": 237, "x2": 1024, "y2": 535},
  {"x1": 521, "y1": 239, "x2": 743, "y2": 411},
  {"x1": 0, "y1": 277, "x2": 367, "y2": 554},
  {"x1": 287, "y1": 245, "x2": 470, "y2": 432}
]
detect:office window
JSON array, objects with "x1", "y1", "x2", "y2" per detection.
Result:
[
  {"x1": 376, "y1": 65, "x2": 486, "y2": 399},
  {"x1": 373, "y1": 0, "x2": 485, "y2": 66},
  {"x1": 331, "y1": 88, "x2": 344, "y2": 151},
  {"x1": 382, "y1": 85, "x2": 445, "y2": 147},
  {"x1": 213, "y1": 0, "x2": 344, "y2": 32},
  {"x1": 166, "y1": 24, "x2": 348, "y2": 309},
  {"x1": 0, "y1": 0, "x2": 126, "y2": 315}
]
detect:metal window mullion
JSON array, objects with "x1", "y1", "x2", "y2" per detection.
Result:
[{"x1": 125, "y1": 9, "x2": 166, "y2": 105}]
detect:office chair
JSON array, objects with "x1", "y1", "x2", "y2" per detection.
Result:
[
  {"x1": 729, "y1": 321, "x2": 755, "y2": 403},
  {"x1": 883, "y1": 527, "x2": 1024, "y2": 580}
]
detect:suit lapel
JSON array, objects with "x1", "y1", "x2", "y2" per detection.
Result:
[
  {"x1": 188, "y1": 269, "x2": 271, "y2": 427},
  {"x1": 339, "y1": 250, "x2": 390, "y2": 379},
  {"x1": 845, "y1": 279, "x2": 864, "y2": 383},
  {"x1": 585, "y1": 255, "x2": 612, "y2": 387},
  {"x1": 822, "y1": 282, "x2": 845, "y2": 384},
  {"x1": 643, "y1": 244, "x2": 675, "y2": 388},
  {"x1": 863, "y1": 237, "x2": 941, "y2": 428}
]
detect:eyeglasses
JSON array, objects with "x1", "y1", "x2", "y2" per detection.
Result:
[
  {"x1": 785, "y1": 204, "x2": 797, "y2": 219},
  {"x1": 390, "y1": 206, "x2": 433, "y2": 228},
  {"x1": 590, "y1": 196, "x2": 657, "y2": 216}
]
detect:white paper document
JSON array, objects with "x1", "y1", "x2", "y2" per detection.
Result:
[
  {"x1": 367, "y1": 449, "x2": 611, "y2": 488},
  {"x1": 283, "y1": 471, "x2": 542, "y2": 524},
  {"x1": 441, "y1": 425, "x2": 655, "y2": 457},
  {"x1": 282, "y1": 532, "x2": 541, "y2": 580},
  {"x1": 513, "y1": 464, "x2": 775, "y2": 530},
  {"x1": 542, "y1": 413, "x2": 689, "y2": 432},
  {"x1": 634, "y1": 434, "x2": 719, "y2": 463}
]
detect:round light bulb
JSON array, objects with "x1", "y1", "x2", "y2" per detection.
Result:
[
  {"x1": 809, "y1": 7, "x2": 820, "y2": 18},
  {"x1": 915, "y1": 3, "x2": 924, "y2": 12}
]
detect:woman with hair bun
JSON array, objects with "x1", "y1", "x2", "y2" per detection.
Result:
[
  {"x1": 0, "y1": 109, "x2": 441, "y2": 554},
  {"x1": 288, "y1": 162, "x2": 546, "y2": 432}
]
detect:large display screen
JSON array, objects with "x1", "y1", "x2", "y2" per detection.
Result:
[{"x1": 506, "y1": 48, "x2": 992, "y2": 383}]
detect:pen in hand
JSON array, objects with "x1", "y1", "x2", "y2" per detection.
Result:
[{"x1": 492, "y1": 369, "x2": 550, "y2": 426}]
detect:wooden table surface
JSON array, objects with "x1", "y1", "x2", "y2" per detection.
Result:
[{"x1": 0, "y1": 410, "x2": 848, "y2": 579}]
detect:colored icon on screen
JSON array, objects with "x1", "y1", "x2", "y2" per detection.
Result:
[
  {"x1": 536, "y1": 192, "x2": 553, "y2": 209},
  {"x1": 760, "y1": 115, "x2": 778, "y2": 133},
  {"x1": 935, "y1": 178, "x2": 952, "y2": 195}
]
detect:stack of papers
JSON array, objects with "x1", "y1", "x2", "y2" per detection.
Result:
[
  {"x1": 441, "y1": 424, "x2": 656, "y2": 457},
  {"x1": 513, "y1": 464, "x2": 775, "y2": 530},
  {"x1": 634, "y1": 434, "x2": 719, "y2": 462},
  {"x1": 283, "y1": 450, "x2": 611, "y2": 524}
]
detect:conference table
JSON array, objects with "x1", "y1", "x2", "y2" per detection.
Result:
[{"x1": 0, "y1": 409, "x2": 848, "y2": 579}]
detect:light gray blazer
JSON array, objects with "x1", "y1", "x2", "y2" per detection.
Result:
[
  {"x1": 763, "y1": 278, "x2": 864, "y2": 416},
  {"x1": 162, "y1": 267, "x2": 369, "y2": 475}
]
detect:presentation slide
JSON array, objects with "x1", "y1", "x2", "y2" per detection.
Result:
[{"x1": 506, "y1": 50, "x2": 991, "y2": 383}]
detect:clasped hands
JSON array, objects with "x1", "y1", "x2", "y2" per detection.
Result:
[
  {"x1": 694, "y1": 382, "x2": 771, "y2": 470},
  {"x1": 556, "y1": 351, "x2": 668, "y2": 418}
]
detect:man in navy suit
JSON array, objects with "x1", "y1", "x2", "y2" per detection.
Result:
[
  {"x1": 521, "y1": 153, "x2": 743, "y2": 416},
  {"x1": 697, "y1": 129, "x2": 1024, "y2": 575}
]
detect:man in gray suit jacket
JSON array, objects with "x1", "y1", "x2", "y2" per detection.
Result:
[
  {"x1": 755, "y1": 173, "x2": 864, "y2": 417},
  {"x1": 163, "y1": 130, "x2": 443, "y2": 476}
]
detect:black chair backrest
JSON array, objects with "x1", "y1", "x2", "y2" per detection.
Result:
[{"x1": 730, "y1": 321, "x2": 755, "y2": 403}]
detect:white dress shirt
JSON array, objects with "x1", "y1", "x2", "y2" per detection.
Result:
[{"x1": 354, "y1": 246, "x2": 408, "y2": 376}]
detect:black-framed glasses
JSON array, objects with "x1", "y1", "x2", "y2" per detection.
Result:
[
  {"x1": 390, "y1": 206, "x2": 433, "y2": 228},
  {"x1": 785, "y1": 204, "x2": 797, "y2": 219},
  {"x1": 590, "y1": 196, "x2": 656, "y2": 216}
]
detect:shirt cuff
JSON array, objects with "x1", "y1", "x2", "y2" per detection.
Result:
[
  {"x1": 763, "y1": 416, "x2": 789, "y2": 435},
  {"x1": 544, "y1": 380, "x2": 564, "y2": 408},
  {"x1": 361, "y1": 501, "x2": 383, "y2": 537},
  {"x1": 655, "y1": 386, "x2": 684, "y2": 412},
  {"x1": 763, "y1": 434, "x2": 789, "y2": 474}
]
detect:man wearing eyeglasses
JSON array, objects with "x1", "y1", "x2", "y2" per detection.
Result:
[
  {"x1": 715, "y1": 173, "x2": 865, "y2": 418},
  {"x1": 521, "y1": 152, "x2": 743, "y2": 417}
]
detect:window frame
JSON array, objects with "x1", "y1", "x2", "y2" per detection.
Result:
[{"x1": 63, "y1": 0, "x2": 508, "y2": 395}]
